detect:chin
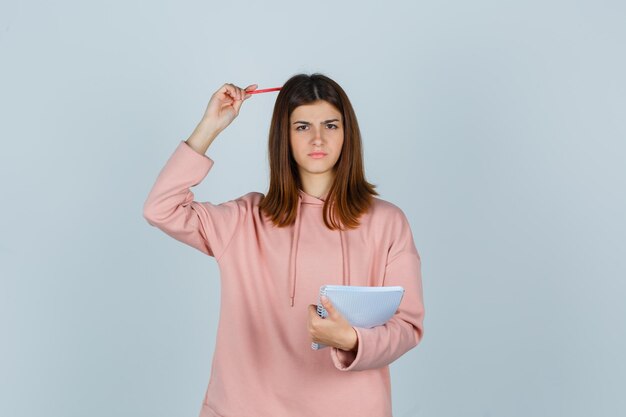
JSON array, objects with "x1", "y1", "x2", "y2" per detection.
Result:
[{"x1": 302, "y1": 167, "x2": 334, "y2": 175}]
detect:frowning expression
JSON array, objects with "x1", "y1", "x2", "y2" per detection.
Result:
[{"x1": 289, "y1": 100, "x2": 344, "y2": 180}]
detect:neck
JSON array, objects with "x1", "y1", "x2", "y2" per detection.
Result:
[{"x1": 299, "y1": 172, "x2": 335, "y2": 198}]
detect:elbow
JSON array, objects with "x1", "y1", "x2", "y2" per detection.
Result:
[
  {"x1": 412, "y1": 325, "x2": 423, "y2": 348},
  {"x1": 142, "y1": 200, "x2": 160, "y2": 225},
  {"x1": 143, "y1": 210, "x2": 155, "y2": 225}
]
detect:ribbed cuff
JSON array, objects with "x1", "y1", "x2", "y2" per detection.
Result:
[{"x1": 330, "y1": 327, "x2": 363, "y2": 371}]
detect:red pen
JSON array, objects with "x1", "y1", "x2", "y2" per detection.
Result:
[{"x1": 247, "y1": 87, "x2": 282, "y2": 95}]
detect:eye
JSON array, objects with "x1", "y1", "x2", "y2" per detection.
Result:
[
  {"x1": 296, "y1": 125, "x2": 307, "y2": 131},
  {"x1": 327, "y1": 124, "x2": 338, "y2": 129}
]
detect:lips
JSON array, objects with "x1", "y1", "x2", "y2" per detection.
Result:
[{"x1": 308, "y1": 152, "x2": 327, "y2": 158}]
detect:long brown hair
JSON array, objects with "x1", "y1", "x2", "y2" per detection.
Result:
[{"x1": 258, "y1": 73, "x2": 379, "y2": 230}]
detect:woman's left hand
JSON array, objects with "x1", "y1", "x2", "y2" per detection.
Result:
[{"x1": 308, "y1": 296, "x2": 358, "y2": 351}]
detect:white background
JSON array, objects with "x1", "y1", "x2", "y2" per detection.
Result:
[{"x1": 1, "y1": 1, "x2": 625, "y2": 416}]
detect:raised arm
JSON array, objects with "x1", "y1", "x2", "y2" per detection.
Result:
[{"x1": 143, "y1": 82, "x2": 258, "y2": 259}]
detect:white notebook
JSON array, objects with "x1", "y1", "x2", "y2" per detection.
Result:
[{"x1": 311, "y1": 284, "x2": 405, "y2": 350}]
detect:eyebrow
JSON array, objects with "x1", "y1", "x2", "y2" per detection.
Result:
[{"x1": 292, "y1": 118, "x2": 341, "y2": 125}]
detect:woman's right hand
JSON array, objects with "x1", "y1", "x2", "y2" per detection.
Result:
[{"x1": 201, "y1": 82, "x2": 258, "y2": 134}]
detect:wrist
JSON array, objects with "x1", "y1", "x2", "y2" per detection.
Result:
[
  {"x1": 186, "y1": 120, "x2": 221, "y2": 155},
  {"x1": 196, "y1": 118, "x2": 221, "y2": 139},
  {"x1": 342, "y1": 327, "x2": 358, "y2": 352}
]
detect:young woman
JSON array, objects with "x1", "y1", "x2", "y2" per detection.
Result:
[{"x1": 143, "y1": 73, "x2": 425, "y2": 417}]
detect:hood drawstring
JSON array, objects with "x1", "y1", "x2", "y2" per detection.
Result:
[
  {"x1": 340, "y1": 227, "x2": 349, "y2": 288},
  {"x1": 289, "y1": 190, "x2": 349, "y2": 307},
  {"x1": 288, "y1": 194, "x2": 303, "y2": 307}
]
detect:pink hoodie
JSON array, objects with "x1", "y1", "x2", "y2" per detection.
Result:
[{"x1": 143, "y1": 140, "x2": 425, "y2": 417}]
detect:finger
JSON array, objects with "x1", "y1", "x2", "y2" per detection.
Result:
[
  {"x1": 223, "y1": 84, "x2": 236, "y2": 101},
  {"x1": 227, "y1": 84, "x2": 238, "y2": 101},
  {"x1": 320, "y1": 296, "x2": 334, "y2": 316},
  {"x1": 227, "y1": 83, "x2": 240, "y2": 100},
  {"x1": 310, "y1": 305, "x2": 325, "y2": 322},
  {"x1": 244, "y1": 84, "x2": 257, "y2": 99},
  {"x1": 232, "y1": 98, "x2": 243, "y2": 113},
  {"x1": 236, "y1": 84, "x2": 246, "y2": 100},
  {"x1": 308, "y1": 306, "x2": 320, "y2": 327}
]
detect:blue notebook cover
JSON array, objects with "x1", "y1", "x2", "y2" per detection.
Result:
[{"x1": 311, "y1": 284, "x2": 405, "y2": 350}]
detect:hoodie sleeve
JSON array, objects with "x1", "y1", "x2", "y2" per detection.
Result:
[
  {"x1": 142, "y1": 140, "x2": 242, "y2": 261},
  {"x1": 330, "y1": 207, "x2": 425, "y2": 371}
]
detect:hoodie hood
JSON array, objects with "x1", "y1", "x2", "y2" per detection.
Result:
[{"x1": 288, "y1": 189, "x2": 350, "y2": 307}]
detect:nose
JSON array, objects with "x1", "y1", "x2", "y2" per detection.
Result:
[{"x1": 310, "y1": 126, "x2": 324, "y2": 145}]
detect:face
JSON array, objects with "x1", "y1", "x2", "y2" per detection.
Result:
[{"x1": 289, "y1": 100, "x2": 344, "y2": 181}]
